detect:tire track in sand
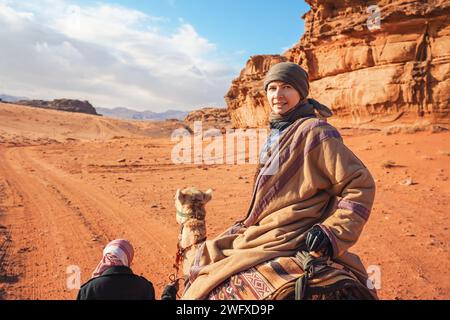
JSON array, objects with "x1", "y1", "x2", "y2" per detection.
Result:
[{"x1": 0, "y1": 146, "x2": 177, "y2": 299}]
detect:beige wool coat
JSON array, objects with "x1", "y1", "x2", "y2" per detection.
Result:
[{"x1": 182, "y1": 116, "x2": 376, "y2": 299}]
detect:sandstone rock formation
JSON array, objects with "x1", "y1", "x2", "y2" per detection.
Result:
[
  {"x1": 226, "y1": 0, "x2": 450, "y2": 128},
  {"x1": 184, "y1": 107, "x2": 232, "y2": 133},
  {"x1": 15, "y1": 99, "x2": 99, "y2": 115}
]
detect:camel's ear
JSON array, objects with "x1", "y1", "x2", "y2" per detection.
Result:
[
  {"x1": 175, "y1": 189, "x2": 184, "y2": 203},
  {"x1": 203, "y1": 188, "x2": 213, "y2": 203}
]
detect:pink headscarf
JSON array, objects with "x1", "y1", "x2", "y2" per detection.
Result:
[{"x1": 91, "y1": 239, "x2": 134, "y2": 278}]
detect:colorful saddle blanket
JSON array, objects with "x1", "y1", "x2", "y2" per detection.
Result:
[{"x1": 207, "y1": 255, "x2": 367, "y2": 300}]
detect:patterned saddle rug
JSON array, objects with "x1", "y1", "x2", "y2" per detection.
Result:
[{"x1": 207, "y1": 252, "x2": 376, "y2": 300}]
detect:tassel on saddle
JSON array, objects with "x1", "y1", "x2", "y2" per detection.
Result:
[{"x1": 294, "y1": 251, "x2": 329, "y2": 300}]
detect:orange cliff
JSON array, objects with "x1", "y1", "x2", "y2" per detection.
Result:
[{"x1": 225, "y1": 0, "x2": 450, "y2": 128}]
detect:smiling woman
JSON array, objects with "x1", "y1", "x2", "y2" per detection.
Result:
[
  {"x1": 266, "y1": 82, "x2": 302, "y2": 115},
  {"x1": 180, "y1": 62, "x2": 377, "y2": 301}
]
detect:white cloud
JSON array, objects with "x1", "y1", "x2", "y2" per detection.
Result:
[{"x1": 0, "y1": 0, "x2": 238, "y2": 111}]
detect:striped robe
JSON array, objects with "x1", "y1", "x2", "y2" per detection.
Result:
[{"x1": 182, "y1": 116, "x2": 376, "y2": 300}]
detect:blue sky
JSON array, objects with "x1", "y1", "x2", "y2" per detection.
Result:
[
  {"x1": 0, "y1": 0, "x2": 310, "y2": 111},
  {"x1": 97, "y1": 0, "x2": 310, "y2": 61}
]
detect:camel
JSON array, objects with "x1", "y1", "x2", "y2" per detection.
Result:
[
  {"x1": 172, "y1": 187, "x2": 377, "y2": 300},
  {"x1": 174, "y1": 187, "x2": 211, "y2": 279}
]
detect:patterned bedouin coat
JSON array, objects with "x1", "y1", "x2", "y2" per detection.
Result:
[{"x1": 182, "y1": 116, "x2": 376, "y2": 300}]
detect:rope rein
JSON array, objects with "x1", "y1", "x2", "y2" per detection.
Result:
[
  {"x1": 294, "y1": 251, "x2": 329, "y2": 300},
  {"x1": 169, "y1": 204, "x2": 207, "y2": 298}
]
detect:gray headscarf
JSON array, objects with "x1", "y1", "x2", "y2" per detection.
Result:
[{"x1": 263, "y1": 62, "x2": 309, "y2": 99}]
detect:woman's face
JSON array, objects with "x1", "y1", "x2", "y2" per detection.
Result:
[{"x1": 266, "y1": 81, "x2": 301, "y2": 115}]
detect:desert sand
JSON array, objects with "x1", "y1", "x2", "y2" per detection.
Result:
[{"x1": 0, "y1": 102, "x2": 449, "y2": 300}]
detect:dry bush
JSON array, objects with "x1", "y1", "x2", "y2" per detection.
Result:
[
  {"x1": 382, "y1": 124, "x2": 427, "y2": 135},
  {"x1": 430, "y1": 125, "x2": 449, "y2": 133},
  {"x1": 381, "y1": 160, "x2": 397, "y2": 168}
]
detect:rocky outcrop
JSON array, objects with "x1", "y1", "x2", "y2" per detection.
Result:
[
  {"x1": 15, "y1": 99, "x2": 99, "y2": 115},
  {"x1": 226, "y1": 0, "x2": 450, "y2": 127},
  {"x1": 184, "y1": 107, "x2": 232, "y2": 132}
]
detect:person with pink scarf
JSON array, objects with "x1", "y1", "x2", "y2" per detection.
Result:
[{"x1": 77, "y1": 239, "x2": 155, "y2": 300}]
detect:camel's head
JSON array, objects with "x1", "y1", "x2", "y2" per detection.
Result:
[{"x1": 175, "y1": 187, "x2": 212, "y2": 224}]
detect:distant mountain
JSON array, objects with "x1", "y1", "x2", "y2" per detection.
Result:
[
  {"x1": 0, "y1": 94, "x2": 29, "y2": 102},
  {"x1": 96, "y1": 107, "x2": 188, "y2": 121}
]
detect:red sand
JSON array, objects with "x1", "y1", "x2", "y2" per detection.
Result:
[{"x1": 0, "y1": 102, "x2": 449, "y2": 299}]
